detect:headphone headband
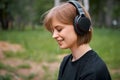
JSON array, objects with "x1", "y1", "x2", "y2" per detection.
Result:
[{"x1": 68, "y1": 0, "x2": 85, "y2": 16}]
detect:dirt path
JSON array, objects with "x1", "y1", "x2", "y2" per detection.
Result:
[{"x1": 0, "y1": 41, "x2": 60, "y2": 80}]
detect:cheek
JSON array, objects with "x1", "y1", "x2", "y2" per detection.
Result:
[
  {"x1": 68, "y1": 28, "x2": 77, "y2": 39},
  {"x1": 69, "y1": 29, "x2": 77, "y2": 42},
  {"x1": 62, "y1": 25, "x2": 77, "y2": 40},
  {"x1": 66, "y1": 26, "x2": 76, "y2": 34},
  {"x1": 69, "y1": 34, "x2": 77, "y2": 42},
  {"x1": 66, "y1": 30, "x2": 77, "y2": 42}
]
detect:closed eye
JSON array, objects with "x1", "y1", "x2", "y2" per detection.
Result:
[
  {"x1": 57, "y1": 29, "x2": 62, "y2": 32},
  {"x1": 55, "y1": 25, "x2": 63, "y2": 32}
]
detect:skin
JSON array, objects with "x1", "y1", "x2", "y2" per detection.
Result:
[{"x1": 52, "y1": 17, "x2": 92, "y2": 61}]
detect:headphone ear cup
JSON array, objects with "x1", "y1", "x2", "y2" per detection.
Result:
[
  {"x1": 78, "y1": 17, "x2": 91, "y2": 32},
  {"x1": 73, "y1": 16, "x2": 91, "y2": 35}
]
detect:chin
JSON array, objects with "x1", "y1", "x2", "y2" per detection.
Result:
[{"x1": 59, "y1": 46, "x2": 69, "y2": 49}]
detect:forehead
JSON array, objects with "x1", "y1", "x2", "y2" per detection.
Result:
[{"x1": 51, "y1": 17, "x2": 62, "y2": 27}]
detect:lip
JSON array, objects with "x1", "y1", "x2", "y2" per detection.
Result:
[{"x1": 57, "y1": 40, "x2": 63, "y2": 46}]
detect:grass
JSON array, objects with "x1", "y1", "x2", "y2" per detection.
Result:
[
  {"x1": 17, "y1": 64, "x2": 31, "y2": 69},
  {"x1": 0, "y1": 62, "x2": 16, "y2": 72},
  {"x1": 0, "y1": 26, "x2": 120, "y2": 80},
  {"x1": 0, "y1": 27, "x2": 68, "y2": 62},
  {"x1": 0, "y1": 74, "x2": 12, "y2": 80},
  {"x1": 91, "y1": 27, "x2": 120, "y2": 69}
]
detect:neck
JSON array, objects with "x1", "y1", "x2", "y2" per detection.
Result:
[{"x1": 70, "y1": 44, "x2": 92, "y2": 62}]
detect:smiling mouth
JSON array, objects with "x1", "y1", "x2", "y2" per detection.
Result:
[
  {"x1": 58, "y1": 40, "x2": 63, "y2": 45},
  {"x1": 58, "y1": 41, "x2": 62, "y2": 45}
]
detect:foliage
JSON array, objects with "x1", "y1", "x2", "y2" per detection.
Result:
[
  {"x1": 90, "y1": 0, "x2": 120, "y2": 27},
  {"x1": 34, "y1": 0, "x2": 54, "y2": 24},
  {"x1": 0, "y1": 74, "x2": 12, "y2": 80},
  {"x1": 0, "y1": 0, "x2": 119, "y2": 30},
  {"x1": 113, "y1": 1, "x2": 120, "y2": 18}
]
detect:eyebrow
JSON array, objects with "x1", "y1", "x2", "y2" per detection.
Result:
[{"x1": 54, "y1": 25, "x2": 63, "y2": 29}]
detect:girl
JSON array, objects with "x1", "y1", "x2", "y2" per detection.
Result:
[{"x1": 43, "y1": 0, "x2": 111, "y2": 80}]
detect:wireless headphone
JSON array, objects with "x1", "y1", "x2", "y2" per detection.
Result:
[{"x1": 68, "y1": 0, "x2": 91, "y2": 35}]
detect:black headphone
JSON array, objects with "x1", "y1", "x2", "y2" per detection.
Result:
[{"x1": 68, "y1": 0, "x2": 91, "y2": 35}]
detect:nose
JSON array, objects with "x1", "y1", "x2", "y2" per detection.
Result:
[{"x1": 52, "y1": 30, "x2": 59, "y2": 39}]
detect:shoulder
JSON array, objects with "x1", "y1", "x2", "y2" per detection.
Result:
[
  {"x1": 58, "y1": 54, "x2": 71, "y2": 80},
  {"x1": 79, "y1": 50, "x2": 111, "y2": 80},
  {"x1": 83, "y1": 50, "x2": 108, "y2": 72},
  {"x1": 63, "y1": 54, "x2": 71, "y2": 61},
  {"x1": 60, "y1": 54, "x2": 71, "y2": 66}
]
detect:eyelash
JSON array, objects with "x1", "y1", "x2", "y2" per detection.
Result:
[{"x1": 57, "y1": 29, "x2": 62, "y2": 32}]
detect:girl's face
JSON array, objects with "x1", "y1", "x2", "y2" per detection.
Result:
[{"x1": 52, "y1": 17, "x2": 78, "y2": 49}]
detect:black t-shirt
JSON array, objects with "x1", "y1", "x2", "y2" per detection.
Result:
[{"x1": 58, "y1": 50, "x2": 111, "y2": 80}]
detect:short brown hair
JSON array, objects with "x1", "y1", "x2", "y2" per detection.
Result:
[{"x1": 43, "y1": 2, "x2": 93, "y2": 45}]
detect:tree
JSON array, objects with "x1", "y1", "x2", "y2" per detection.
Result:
[
  {"x1": 104, "y1": 0, "x2": 114, "y2": 27},
  {"x1": 0, "y1": 0, "x2": 119, "y2": 30},
  {"x1": 0, "y1": 0, "x2": 31, "y2": 30},
  {"x1": 54, "y1": 0, "x2": 60, "y2": 6},
  {"x1": 0, "y1": 0, "x2": 14, "y2": 30},
  {"x1": 34, "y1": 0, "x2": 54, "y2": 24},
  {"x1": 90, "y1": 0, "x2": 120, "y2": 27},
  {"x1": 83, "y1": 0, "x2": 89, "y2": 11}
]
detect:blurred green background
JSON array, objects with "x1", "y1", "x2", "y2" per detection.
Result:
[
  {"x1": 0, "y1": 0, "x2": 119, "y2": 30},
  {"x1": 0, "y1": 0, "x2": 120, "y2": 80}
]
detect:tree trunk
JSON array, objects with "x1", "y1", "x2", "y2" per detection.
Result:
[
  {"x1": 0, "y1": 10, "x2": 9, "y2": 30},
  {"x1": 83, "y1": 0, "x2": 89, "y2": 11},
  {"x1": 0, "y1": 2, "x2": 10, "y2": 30},
  {"x1": 54, "y1": 0, "x2": 60, "y2": 6},
  {"x1": 105, "y1": 0, "x2": 113, "y2": 27}
]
